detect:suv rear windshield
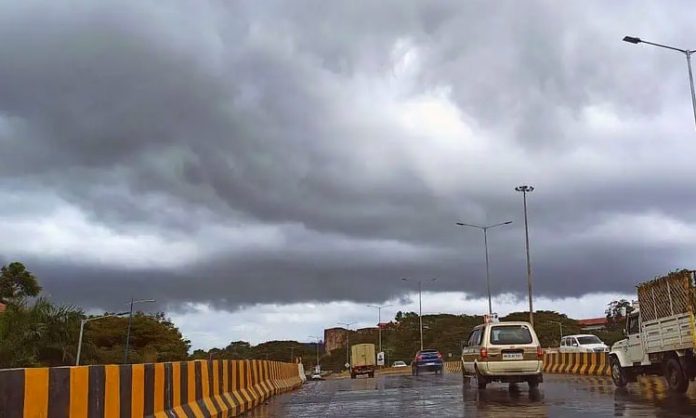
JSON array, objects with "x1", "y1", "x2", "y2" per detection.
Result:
[{"x1": 489, "y1": 325, "x2": 533, "y2": 345}]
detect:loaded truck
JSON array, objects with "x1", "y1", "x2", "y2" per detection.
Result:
[
  {"x1": 609, "y1": 269, "x2": 696, "y2": 392},
  {"x1": 350, "y1": 343, "x2": 376, "y2": 379}
]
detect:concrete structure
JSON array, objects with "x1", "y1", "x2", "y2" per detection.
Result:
[
  {"x1": 324, "y1": 327, "x2": 348, "y2": 353},
  {"x1": 577, "y1": 317, "x2": 608, "y2": 331}
]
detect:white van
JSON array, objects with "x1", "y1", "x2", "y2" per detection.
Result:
[{"x1": 559, "y1": 334, "x2": 608, "y2": 353}]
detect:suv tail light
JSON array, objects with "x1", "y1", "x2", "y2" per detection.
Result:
[
  {"x1": 436, "y1": 353, "x2": 442, "y2": 359},
  {"x1": 416, "y1": 355, "x2": 422, "y2": 361},
  {"x1": 479, "y1": 347, "x2": 488, "y2": 360},
  {"x1": 536, "y1": 346, "x2": 544, "y2": 359}
]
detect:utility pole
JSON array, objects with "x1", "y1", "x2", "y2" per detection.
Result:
[
  {"x1": 77, "y1": 312, "x2": 129, "y2": 365},
  {"x1": 337, "y1": 322, "x2": 355, "y2": 369},
  {"x1": 308, "y1": 336, "x2": 321, "y2": 369},
  {"x1": 623, "y1": 36, "x2": 696, "y2": 129},
  {"x1": 367, "y1": 304, "x2": 391, "y2": 354},
  {"x1": 402, "y1": 278, "x2": 436, "y2": 351},
  {"x1": 124, "y1": 298, "x2": 156, "y2": 363},
  {"x1": 456, "y1": 221, "x2": 512, "y2": 316},
  {"x1": 515, "y1": 185, "x2": 535, "y2": 326}
]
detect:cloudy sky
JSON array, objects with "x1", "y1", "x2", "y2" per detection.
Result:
[{"x1": 2, "y1": 1, "x2": 695, "y2": 349}]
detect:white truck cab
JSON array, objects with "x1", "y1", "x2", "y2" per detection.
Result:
[{"x1": 609, "y1": 270, "x2": 696, "y2": 393}]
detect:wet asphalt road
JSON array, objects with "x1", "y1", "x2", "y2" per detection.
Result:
[{"x1": 246, "y1": 372, "x2": 696, "y2": 417}]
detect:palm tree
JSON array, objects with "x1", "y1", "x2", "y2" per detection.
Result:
[{"x1": 0, "y1": 298, "x2": 83, "y2": 367}]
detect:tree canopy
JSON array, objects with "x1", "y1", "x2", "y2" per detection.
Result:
[
  {"x1": 0, "y1": 262, "x2": 190, "y2": 368},
  {"x1": 0, "y1": 262, "x2": 41, "y2": 304}
]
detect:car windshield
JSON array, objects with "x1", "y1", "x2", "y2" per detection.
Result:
[
  {"x1": 490, "y1": 325, "x2": 533, "y2": 345},
  {"x1": 577, "y1": 336, "x2": 602, "y2": 345}
]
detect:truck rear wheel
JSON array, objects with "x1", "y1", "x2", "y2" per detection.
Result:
[
  {"x1": 664, "y1": 357, "x2": 689, "y2": 393},
  {"x1": 610, "y1": 357, "x2": 628, "y2": 388}
]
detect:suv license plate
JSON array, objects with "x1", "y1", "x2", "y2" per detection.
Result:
[{"x1": 502, "y1": 353, "x2": 523, "y2": 360}]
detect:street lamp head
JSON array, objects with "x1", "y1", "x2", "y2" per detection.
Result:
[
  {"x1": 623, "y1": 36, "x2": 642, "y2": 44},
  {"x1": 515, "y1": 185, "x2": 534, "y2": 193}
]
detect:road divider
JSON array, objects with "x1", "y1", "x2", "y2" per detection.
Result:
[
  {"x1": 444, "y1": 353, "x2": 610, "y2": 377},
  {"x1": 543, "y1": 352, "x2": 610, "y2": 376},
  {"x1": 0, "y1": 359, "x2": 303, "y2": 417},
  {"x1": 444, "y1": 361, "x2": 461, "y2": 373}
]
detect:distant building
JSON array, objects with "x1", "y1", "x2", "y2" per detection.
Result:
[
  {"x1": 324, "y1": 327, "x2": 348, "y2": 353},
  {"x1": 356, "y1": 327, "x2": 377, "y2": 334},
  {"x1": 577, "y1": 317, "x2": 608, "y2": 331}
]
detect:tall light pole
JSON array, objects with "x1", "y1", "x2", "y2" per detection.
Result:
[
  {"x1": 551, "y1": 321, "x2": 563, "y2": 340},
  {"x1": 337, "y1": 321, "x2": 355, "y2": 369},
  {"x1": 124, "y1": 298, "x2": 156, "y2": 363},
  {"x1": 366, "y1": 304, "x2": 392, "y2": 354},
  {"x1": 623, "y1": 36, "x2": 696, "y2": 129},
  {"x1": 308, "y1": 336, "x2": 322, "y2": 369},
  {"x1": 401, "y1": 278, "x2": 436, "y2": 351},
  {"x1": 76, "y1": 312, "x2": 129, "y2": 366},
  {"x1": 515, "y1": 185, "x2": 534, "y2": 326},
  {"x1": 456, "y1": 221, "x2": 512, "y2": 316}
]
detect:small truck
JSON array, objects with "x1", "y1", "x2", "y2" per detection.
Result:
[
  {"x1": 350, "y1": 343, "x2": 376, "y2": 379},
  {"x1": 609, "y1": 269, "x2": 696, "y2": 392}
]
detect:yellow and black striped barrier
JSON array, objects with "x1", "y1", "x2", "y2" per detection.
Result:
[
  {"x1": 0, "y1": 359, "x2": 303, "y2": 417},
  {"x1": 444, "y1": 361, "x2": 462, "y2": 373},
  {"x1": 542, "y1": 352, "x2": 610, "y2": 376},
  {"x1": 444, "y1": 353, "x2": 610, "y2": 377}
]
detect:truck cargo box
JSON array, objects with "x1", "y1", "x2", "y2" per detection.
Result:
[{"x1": 637, "y1": 269, "x2": 695, "y2": 322}]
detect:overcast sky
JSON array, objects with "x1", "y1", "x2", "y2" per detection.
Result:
[{"x1": 1, "y1": 1, "x2": 694, "y2": 349}]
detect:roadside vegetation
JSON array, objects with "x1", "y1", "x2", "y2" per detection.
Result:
[
  {"x1": 0, "y1": 261, "x2": 629, "y2": 371},
  {"x1": 0, "y1": 262, "x2": 189, "y2": 368}
]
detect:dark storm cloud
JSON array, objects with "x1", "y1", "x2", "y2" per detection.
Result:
[{"x1": 1, "y1": 1, "x2": 695, "y2": 312}]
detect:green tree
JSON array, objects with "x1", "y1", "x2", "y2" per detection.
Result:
[
  {"x1": 84, "y1": 312, "x2": 190, "y2": 364},
  {"x1": 0, "y1": 298, "x2": 83, "y2": 368},
  {"x1": 0, "y1": 262, "x2": 41, "y2": 304},
  {"x1": 605, "y1": 299, "x2": 633, "y2": 323}
]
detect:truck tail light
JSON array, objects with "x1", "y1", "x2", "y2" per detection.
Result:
[
  {"x1": 536, "y1": 346, "x2": 544, "y2": 359},
  {"x1": 479, "y1": 347, "x2": 488, "y2": 360}
]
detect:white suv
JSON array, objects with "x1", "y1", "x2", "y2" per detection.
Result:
[{"x1": 559, "y1": 334, "x2": 608, "y2": 353}]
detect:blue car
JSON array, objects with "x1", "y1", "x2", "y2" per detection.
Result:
[{"x1": 411, "y1": 349, "x2": 444, "y2": 375}]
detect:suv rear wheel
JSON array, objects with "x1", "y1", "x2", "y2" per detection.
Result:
[{"x1": 475, "y1": 367, "x2": 487, "y2": 390}]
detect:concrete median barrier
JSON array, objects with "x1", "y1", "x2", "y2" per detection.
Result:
[
  {"x1": 542, "y1": 351, "x2": 610, "y2": 377},
  {"x1": 0, "y1": 359, "x2": 303, "y2": 417},
  {"x1": 444, "y1": 361, "x2": 462, "y2": 373}
]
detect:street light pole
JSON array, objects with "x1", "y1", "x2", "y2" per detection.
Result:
[
  {"x1": 456, "y1": 221, "x2": 512, "y2": 316},
  {"x1": 402, "y1": 278, "x2": 436, "y2": 351},
  {"x1": 623, "y1": 36, "x2": 696, "y2": 129},
  {"x1": 553, "y1": 321, "x2": 563, "y2": 339},
  {"x1": 337, "y1": 322, "x2": 355, "y2": 369},
  {"x1": 76, "y1": 312, "x2": 129, "y2": 366},
  {"x1": 308, "y1": 336, "x2": 322, "y2": 369},
  {"x1": 367, "y1": 304, "x2": 392, "y2": 354},
  {"x1": 124, "y1": 298, "x2": 156, "y2": 364},
  {"x1": 515, "y1": 185, "x2": 535, "y2": 326}
]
